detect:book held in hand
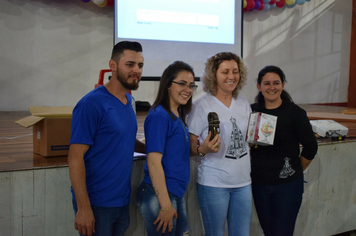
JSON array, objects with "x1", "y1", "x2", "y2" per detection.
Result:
[{"x1": 246, "y1": 112, "x2": 277, "y2": 146}]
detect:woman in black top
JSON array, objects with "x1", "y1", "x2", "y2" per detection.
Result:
[{"x1": 250, "y1": 65, "x2": 318, "y2": 236}]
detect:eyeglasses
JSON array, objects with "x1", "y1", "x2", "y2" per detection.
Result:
[{"x1": 172, "y1": 81, "x2": 198, "y2": 91}]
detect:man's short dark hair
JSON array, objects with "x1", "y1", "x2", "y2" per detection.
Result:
[{"x1": 111, "y1": 41, "x2": 143, "y2": 61}]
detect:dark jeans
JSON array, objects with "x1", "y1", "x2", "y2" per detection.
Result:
[
  {"x1": 72, "y1": 199, "x2": 130, "y2": 236},
  {"x1": 252, "y1": 177, "x2": 304, "y2": 236}
]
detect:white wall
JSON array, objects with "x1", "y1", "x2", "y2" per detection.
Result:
[
  {"x1": 0, "y1": 0, "x2": 114, "y2": 111},
  {"x1": 241, "y1": 0, "x2": 352, "y2": 104},
  {"x1": 0, "y1": 0, "x2": 352, "y2": 111}
]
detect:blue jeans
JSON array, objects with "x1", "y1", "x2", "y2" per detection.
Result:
[
  {"x1": 252, "y1": 177, "x2": 304, "y2": 236},
  {"x1": 136, "y1": 182, "x2": 189, "y2": 236},
  {"x1": 196, "y1": 183, "x2": 252, "y2": 236},
  {"x1": 72, "y1": 199, "x2": 130, "y2": 236}
]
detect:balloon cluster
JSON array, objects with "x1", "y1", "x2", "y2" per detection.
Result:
[
  {"x1": 243, "y1": 0, "x2": 311, "y2": 12},
  {"x1": 81, "y1": 0, "x2": 114, "y2": 7}
]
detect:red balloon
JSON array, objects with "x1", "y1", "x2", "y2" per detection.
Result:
[
  {"x1": 107, "y1": 0, "x2": 113, "y2": 6},
  {"x1": 276, "y1": 0, "x2": 285, "y2": 7},
  {"x1": 269, "y1": 0, "x2": 276, "y2": 4},
  {"x1": 258, "y1": 2, "x2": 265, "y2": 10},
  {"x1": 246, "y1": 0, "x2": 255, "y2": 9}
]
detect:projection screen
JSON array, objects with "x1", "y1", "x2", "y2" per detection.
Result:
[{"x1": 114, "y1": 0, "x2": 243, "y2": 79}]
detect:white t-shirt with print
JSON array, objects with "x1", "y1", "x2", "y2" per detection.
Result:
[{"x1": 187, "y1": 93, "x2": 252, "y2": 188}]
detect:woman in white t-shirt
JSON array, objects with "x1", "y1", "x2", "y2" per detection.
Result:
[{"x1": 187, "y1": 52, "x2": 252, "y2": 236}]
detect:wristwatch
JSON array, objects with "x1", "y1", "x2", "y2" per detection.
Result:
[{"x1": 196, "y1": 145, "x2": 206, "y2": 157}]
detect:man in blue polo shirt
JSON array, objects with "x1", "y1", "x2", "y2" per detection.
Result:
[{"x1": 68, "y1": 41, "x2": 145, "y2": 236}]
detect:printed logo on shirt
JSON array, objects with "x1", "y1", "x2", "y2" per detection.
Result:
[
  {"x1": 279, "y1": 157, "x2": 296, "y2": 178},
  {"x1": 225, "y1": 117, "x2": 248, "y2": 159}
]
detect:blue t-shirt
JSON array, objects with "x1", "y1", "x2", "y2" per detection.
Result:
[
  {"x1": 70, "y1": 86, "x2": 137, "y2": 207},
  {"x1": 143, "y1": 105, "x2": 190, "y2": 198}
]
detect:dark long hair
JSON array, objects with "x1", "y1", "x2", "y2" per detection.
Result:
[
  {"x1": 151, "y1": 61, "x2": 195, "y2": 125},
  {"x1": 255, "y1": 65, "x2": 293, "y2": 110}
]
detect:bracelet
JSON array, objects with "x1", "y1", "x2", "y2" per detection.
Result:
[
  {"x1": 160, "y1": 206, "x2": 171, "y2": 212},
  {"x1": 196, "y1": 145, "x2": 206, "y2": 157}
]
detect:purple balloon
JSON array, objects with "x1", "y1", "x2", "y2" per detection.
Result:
[
  {"x1": 254, "y1": 0, "x2": 261, "y2": 9},
  {"x1": 81, "y1": 0, "x2": 91, "y2": 2}
]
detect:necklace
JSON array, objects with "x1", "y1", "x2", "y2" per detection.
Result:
[{"x1": 178, "y1": 117, "x2": 189, "y2": 143}]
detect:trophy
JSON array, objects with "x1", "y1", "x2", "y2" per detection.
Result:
[{"x1": 208, "y1": 112, "x2": 220, "y2": 141}]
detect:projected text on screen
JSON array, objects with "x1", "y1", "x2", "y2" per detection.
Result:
[{"x1": 116, "y1": 0, "x2": 235, "y2": 44}]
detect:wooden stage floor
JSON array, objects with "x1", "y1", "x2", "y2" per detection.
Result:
[{"x1": 0, "y1": 105, "x2": 355, "y2": 172}]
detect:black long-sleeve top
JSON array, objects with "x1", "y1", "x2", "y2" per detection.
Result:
[{"x1": 250, "y1": 101, "x2": 318, "y2": 185}]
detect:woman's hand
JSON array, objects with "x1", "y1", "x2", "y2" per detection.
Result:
[
  {"x1": 147, "y1": 152, "x2": 177, "y2": 233},
  {"x1": 200, "y1": 131, "x2": 221, "y2": 154},
  {"x1": 153, "y1": 207, "x2": 178, "y2": 234}
]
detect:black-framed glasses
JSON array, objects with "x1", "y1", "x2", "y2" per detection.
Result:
[{"x1": 172, "y1": 81, "x2": 198, "y2": 91}]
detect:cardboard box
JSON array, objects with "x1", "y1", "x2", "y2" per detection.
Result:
[
  {"x1": 15, "y1": 106, "x2": 73, "y2": 157},
  {"x1": 246, "y1": 112, "x2": 277, "y2": 146},
  {"x1": 310, "y1": 120, "x2": 348, "y2": 137}
]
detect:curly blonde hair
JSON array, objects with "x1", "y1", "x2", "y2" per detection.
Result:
[{"x1": 202, "y1": 52, "x2": 247, "y2": 99}]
